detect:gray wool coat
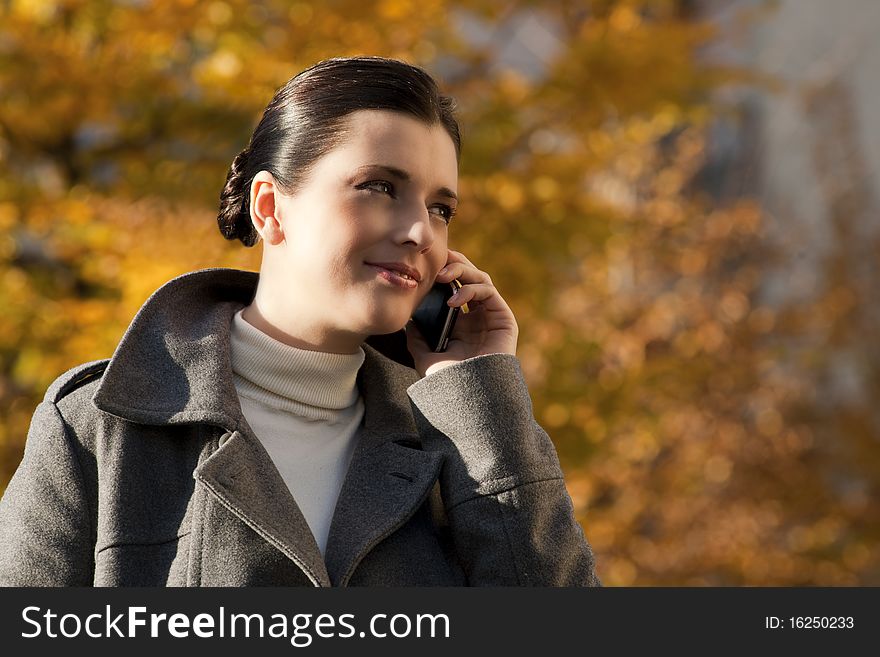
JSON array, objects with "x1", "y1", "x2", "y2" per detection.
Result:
[{"x1": 0, "y1": 267, "x2": 601, "y2": 587}]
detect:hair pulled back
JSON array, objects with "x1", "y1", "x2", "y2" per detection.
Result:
[{"x1": 217, "y1": 56, "x2": 461, "y2": 246}]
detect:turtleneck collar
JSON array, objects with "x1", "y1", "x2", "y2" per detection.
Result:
[{"x1": 229, "y1": 308, "x2": 365, "y2": 419}]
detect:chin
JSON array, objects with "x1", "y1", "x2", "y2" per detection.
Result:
[{"x1": 366, "y1": 310, "x2": 410, "y2": 335}]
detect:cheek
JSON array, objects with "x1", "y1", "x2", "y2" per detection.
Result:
[
  {"x1": 431, "y1": 242, "x2": 449, "y2": 277},
  {"x1": 337, "y1": 197, "x2": 388, "y2": 241},
  {"x1": 309, "y1": 200, "x2": 370, "y2": 250}
]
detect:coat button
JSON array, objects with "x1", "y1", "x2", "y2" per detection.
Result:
[{"x1": 218, "y1": 431, "x2": 232, "y2": 447}]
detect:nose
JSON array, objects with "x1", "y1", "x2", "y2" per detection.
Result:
[{"x1": 396, "y1": 204, "x2": 436, "y2": 252}]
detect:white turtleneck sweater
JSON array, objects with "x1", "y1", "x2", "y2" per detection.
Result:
[{"x1": 228, "y1": 308, "x2": 366, "y2": 558}]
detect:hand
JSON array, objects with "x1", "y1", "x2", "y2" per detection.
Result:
[{"x1": 405, "y1": 249, "x2": 519, "y2": 378}]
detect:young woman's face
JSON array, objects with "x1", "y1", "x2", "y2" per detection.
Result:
[{"x1": 258, "y1": 109, "x2": 459, "y2": 352}]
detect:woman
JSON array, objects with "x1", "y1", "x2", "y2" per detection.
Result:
[{"x1": 0, "y1": 56, "x2": 601, "y2": 586}]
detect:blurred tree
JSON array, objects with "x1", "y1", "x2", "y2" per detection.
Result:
[{"x1": 1, "y1": 0, "x2": 875, "y2": 584}]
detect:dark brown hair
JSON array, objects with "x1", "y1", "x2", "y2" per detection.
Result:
[{"x1": 217, "y1": 56, "x2": 461, "y2": 246}]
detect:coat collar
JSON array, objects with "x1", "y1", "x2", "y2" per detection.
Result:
[
  {"x1": 91, "y1": 267, "x2": 441, "y2": 586},
  {"x1": 92, "y1": 267, "x2": 419, "y2": 434}
]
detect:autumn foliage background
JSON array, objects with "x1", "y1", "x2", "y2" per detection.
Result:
[{"x1": 1, "y1": 0, "x2": 877, "y2": 585}]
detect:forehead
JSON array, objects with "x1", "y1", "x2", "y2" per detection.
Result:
[{"x1": 318, "y1": 110, "x2": 458, "y2": 188}]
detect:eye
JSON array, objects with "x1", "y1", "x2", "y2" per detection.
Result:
[
  {"x1": 429, "y1": 204, "x2": 457, "y2": 225},
  {"x1": 357, "y1": 180, "x2": 396, "y2": 197}
]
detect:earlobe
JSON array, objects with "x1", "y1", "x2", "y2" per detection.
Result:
[{"x1": 261, "y1": 217, "x2": 284, "y2": 245}]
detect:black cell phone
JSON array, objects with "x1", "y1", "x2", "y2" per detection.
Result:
[{"x1": 411, "y1": 279, "x2": 467, "y2": 352}]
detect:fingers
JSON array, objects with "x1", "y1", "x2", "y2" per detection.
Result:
[
  {"x1": 447, "y1": 281, "x2": 507, "y2": 311},
  {"x1": 436, "y1": 254, "x2": 492, "y2": 285},
  {"x1": 444, "y1": 249, "x2": 472, "y2": 264},
  {"x1": 436, "y1": 250, "x2": 502, "y2": 310}
]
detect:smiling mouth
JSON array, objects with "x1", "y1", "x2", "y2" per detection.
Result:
[{"x1": 366, "y1": 264, "x2": 419, "y2": 289}]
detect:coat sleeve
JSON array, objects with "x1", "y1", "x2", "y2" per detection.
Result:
[
  {"x1": 0, "y1": 400, "x2": 95, "y2": 586},
  {"x1": 406, "y1": 353, "x2": 601, "y2": 586}
]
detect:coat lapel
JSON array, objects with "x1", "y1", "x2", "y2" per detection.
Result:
[
  {"x1": 323, "y1": 427, "x2": 443, "y2": 586},
  {"x1": 194, "y1": 425, "x2": 332, "y2": 586},
  {"x1": 323, "y1": 342, "x2": 445, "y2": 586}
]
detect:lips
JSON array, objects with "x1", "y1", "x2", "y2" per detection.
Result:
[
  {"x1": 367, "y1": 264, "x2": 419, "y2": 289},
  {"x1": 365, "y1": 261, "x2": 422, "y2": 282}
]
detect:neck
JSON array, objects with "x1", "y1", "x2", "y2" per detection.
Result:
[{"x1": 242, "y1": 296, "x2": 366, "y2": 355}]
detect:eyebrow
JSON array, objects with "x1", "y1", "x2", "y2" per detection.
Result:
[{"x1": 355, "y1": 164, "x2": 458, "y2": 203}]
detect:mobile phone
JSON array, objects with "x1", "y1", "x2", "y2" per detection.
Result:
[{"x1": 411, "y1": 279, "x2": 469, "y2": 352}]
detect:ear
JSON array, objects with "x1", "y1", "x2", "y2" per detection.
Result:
[{"x1": 249, "y1": 171, "x2": 285, "y2": 245}]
